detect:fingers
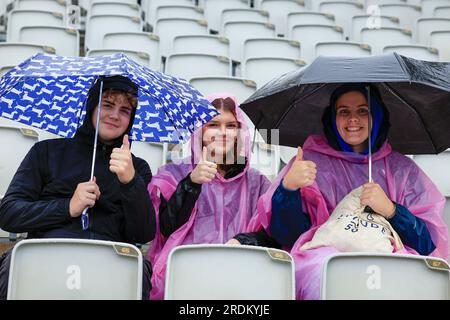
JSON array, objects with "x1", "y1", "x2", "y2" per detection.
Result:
[
  {"x1": 121, "y1": 134, "x2": 130, "y2": 150},
  {"x1": 81, "y1": 181, "x2": 101, "y2": 200},
  {"x1": 202, "y1": 146, "x2": 208, "y2": 161},
  {"x1": 296, "y1": 146, "x2": 303, "y2": 161},
  {"x1": 111, "y1": 148, "x2": 130, "y2": 160}
]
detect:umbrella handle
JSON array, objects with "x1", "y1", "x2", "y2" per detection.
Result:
[
  {"x1": 81, "y1": 208, "x2": 89, "y2": 230},
  {"x1": 363, "y1": 205, "x2": 375, "y2": 214}
]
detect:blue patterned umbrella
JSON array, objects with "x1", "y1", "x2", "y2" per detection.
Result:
[
  {"x1": 0, "y1": 53, "x2": 219, "y2": 230},
  {"x1": 0, "y1": 53, "x2": 219, "y2": 143}
]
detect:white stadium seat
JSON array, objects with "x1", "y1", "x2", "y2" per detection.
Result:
[
  {"x1": 321, "y1": 252, "x2": 450, "y2": 299},
  {"x1": 7, "y1": 239, "x2": 143, "y2": 300},
  {"x1": 165, "y1": 244, "x2": 295, "y2": 299}
]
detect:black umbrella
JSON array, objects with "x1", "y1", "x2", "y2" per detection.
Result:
[{"x1": 240, "y1": 53, "x2": 450, "y2": 156}]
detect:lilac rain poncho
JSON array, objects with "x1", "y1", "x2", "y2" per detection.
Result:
[
  {"x1": 147, "y1": 93, "x2": 271, "y2": 300},
  {"x1": 248, "y1": 135, "x2": 449, "y2": 300}
]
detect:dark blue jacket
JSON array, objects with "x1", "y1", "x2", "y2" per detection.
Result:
[{"x1": 269, "y1": 180, "x2": 435, "y2": 255}]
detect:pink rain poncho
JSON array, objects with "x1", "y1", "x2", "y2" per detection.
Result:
[
  {"x1": 147, "y1": 93, "x2": 271, "y2": 299},
  {"x1": 248, "y1": 134, "x2": 449, "y2": 300}
]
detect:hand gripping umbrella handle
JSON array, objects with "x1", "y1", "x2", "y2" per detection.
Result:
[{"x1": 363, "y1": 206, "x2": 375, "y2": 214}]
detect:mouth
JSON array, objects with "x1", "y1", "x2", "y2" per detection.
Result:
[
  {"x1": 345, "y1": 127, "x2": 363, "y2": 133},
  {"x1": 104, "y1": 122, "x2": 119, "y2": 129}
]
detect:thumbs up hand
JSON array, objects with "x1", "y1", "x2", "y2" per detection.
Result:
[
  {"x1": 283, "y1": 147, "x2": 317, "y2": 190},
  {"x1": 190, "y1": 146, "x2": 218, "y2": 184},
  {"x1": 110, "y1": 134, "x2": 135, "y2": 184}
]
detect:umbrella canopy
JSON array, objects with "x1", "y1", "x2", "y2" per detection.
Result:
[
  {"x1": 0, "y1": 53, "x2": 219, "y2": 143},
  {"x1": 240, "y1": 53, "x2": 450, "y2": 154}
]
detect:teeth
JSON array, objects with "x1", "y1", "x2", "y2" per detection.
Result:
[{"x1": 346, "y1": 128, "x2": 361, "y2": 132}]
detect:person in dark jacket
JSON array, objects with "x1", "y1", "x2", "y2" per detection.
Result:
[{"x1": 0, "y1": 76, "x2": 156, "y2": 300}]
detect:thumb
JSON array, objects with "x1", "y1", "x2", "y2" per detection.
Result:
[
  {"x1": 122, "y1": 134, "x2": 130, "y2": 150},
  {"x1": 296, "y1": 146, "x2": 303, "y2": 161},
  {"x1": 202, "y1": 146, "x2": 208, "y2": 162}
]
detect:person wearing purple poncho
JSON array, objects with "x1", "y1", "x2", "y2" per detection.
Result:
[
  {"x1": 234, "y1": 84, "x2": 449, "y2": 299},
  {"x1": 146, "y1": 92, "x2": 273, "y2": 299}
]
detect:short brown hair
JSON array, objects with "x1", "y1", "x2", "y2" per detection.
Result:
[{"x1": 102, "y1": 88, "x2": 138, "y2": 109}]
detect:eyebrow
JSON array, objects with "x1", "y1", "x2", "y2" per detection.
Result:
[
  {"x1": 336, "y1": 104, "x2": 368, "y2": 110},
  {"x1": 103, "y1": 99, "x2": 132, "y2": 110},
  {"x1": 208, "y1": 121, "x2": 239, "y2": 124}
]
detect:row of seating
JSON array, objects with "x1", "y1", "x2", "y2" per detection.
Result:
[{"x1": 5, "y1": 239, "x2": 450, "y2": 299}]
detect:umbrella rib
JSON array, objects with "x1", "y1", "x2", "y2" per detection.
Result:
[
  {"x1": 273, "y1": 83, "x2": 329, "y2": 130},
  {"x1": 383, "y1": 82, "x2": 437, "y2": 152}
]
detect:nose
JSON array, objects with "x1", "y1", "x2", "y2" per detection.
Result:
[
  {"x1": 348, "y1": 111, "x2": 360, "y2": 123},
  {"x1": 107, "y1": 108, "x2": 119, "y2": 120}
]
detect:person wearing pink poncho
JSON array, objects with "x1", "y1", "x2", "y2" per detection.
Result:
[
  {"x1": 146, "y1": 93, "x2": 273, "y2": 299},
  {"x1": 234, "y1": 84, "x2": 449, "y2": 299}
]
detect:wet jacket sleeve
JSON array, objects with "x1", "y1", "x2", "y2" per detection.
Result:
[
  {"x1": 233, "y1": 229, "x2": 281, "y2": 249},
  {"x1": 388, "y1": 202, "x2": 436, "y2": 255},
  {"x1": 0, "y1": 143, "x2": 72, "y2": 233},
  {"x1": 159, "y1": 174, "x2": 202, "y2": 238},
  {"x1": 120, "y1": 158, "x2": 156, "y2": 244},
  {"x1": 269, "y1": 180, "x2": 312, "y2": 247}
]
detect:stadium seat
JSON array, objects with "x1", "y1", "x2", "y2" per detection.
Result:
[
  {"x1": 85, "y1": 14, "x2": 142, "y2": 53},
  {"x1": 351, "y1": 15, "x2": 400, "y2": 42},
  {"x1": 287, "y1": 12, "x2": 336, "y2": 38},
  {"x1": 243, "y1": 38, "x2": 301, "y2": 60},
  {"x1": 87, "y1": 49, "x2": 151, "y2": 67},
  {"x1": 434, "y1": 5, "x2": 450, "y2": 18},
  {"x1": 165, "y1": 53, "x2": 232, "y2": 81},
  {"x1": 321, "y1": 252, "x2": 450, "y2": 299},
  {"x1": 421, "y1": 0, "x2": 450, "y2": 16},
  {"x1": 430, "y1": 30, "x2": 450, "y2": 61},
  {"x1": 165, "y1": 244, "x2": 295, "y2": 299},
  {"x1": 243, "y1": 56, "x2": 305, "y2": 88},
  {"x1": 413, "y1": 150, "x2": 450, "y2": 197},
  {"x1": 89, "y1": 2, "x2": 141, "y2": 19},
  {"x1": 260, "y1": 0, "x2": 307, "y2": 36},
  {"x1": 200, "y1": 0, "x2": 251, "y2": 33},
  {"x1": 155, "y1": 5, "x2": 204, "y2": 21},
  {"x1": 0, "y1": 43, "x2": 55, "y2": 71},
  {"x1": 319, "y1": 1, "x2": 365, "y2": 39},
  {"x1": 223, "y1": 21, "x2": 276, "y2": 62},
  {"x1": 221, "y1": 8, "x2": 269, "y2": 32},
  {"x1": 172, "y1": 34, "x2": 230, "y2": 56},
  {"x1": 14, "y1": 0, "x2": 67, "y2": 15},
  {"x1": 315, "y1": 41, "x2": 372, "y2": 57},
  {"x1": 7, "y1": 9, "x2": 64, "y2": 42},
  {"x1": 7, "y1": 239, "x2": 143, "y2": 300},
  {"x1": 382, "y1": 44, "x2": 440, "y2": 61},
  {"x1": 19, "y1": 26, "x2": 80, "y2": 57},
  {"x1": 0, "y1": 126, "x2": 39, "y2": 199},
  {"x1": 131, "y1": 141, "x2": 168, "y2": 174},
  {"x1": 190, "y1": 76, "x2": 257, "y2": 104},
  {"x1": 378, "y1": 3, "x2": 422, "y2": 33},
  {"x1": 103, "y1": 32, "x2": 161, "y2": 71},
  {"x1": 360, "y1": 27, "x2": 412, "y2": 55},
  {"x1": 154, "y1": 17, "x2": 208, "y2": 57},
  {"x1": 416, "y1": 18, "x2": 450, "y2": 45},
  {"x1": 144, "y1": 0, "x2": 194, "y2": 25},
  {"x1": 291, "y1": 24, "x2": 344, "y2": 63}
]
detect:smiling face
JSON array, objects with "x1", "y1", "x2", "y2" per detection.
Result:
[
  {"x1": 202, "y1": 105, "x2": 239, "y2": 163},
  {"x1": 335, "y1": 91, "x2": 371, "y2": 153},
  {"x1": 91, "y1": 90, "x2": 136, "y2": 144}
]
